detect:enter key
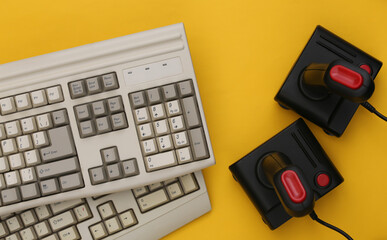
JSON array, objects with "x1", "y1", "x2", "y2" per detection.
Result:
[{"x1": 40, "y1": 125, "x2": 77, "y2": 162}]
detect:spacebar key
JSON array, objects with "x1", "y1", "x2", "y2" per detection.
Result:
[{"x1": 144, "y1": 151, "x2": 177, "y2": 172}]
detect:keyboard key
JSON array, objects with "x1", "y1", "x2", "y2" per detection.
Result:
[
  {"x1": 20, "y1": 183, "x2": 40, "y2": 200},
  {"x1": 162, "y1": 84, "x2": 177, "y2": 100},
  {"x1": 166, "y1": 182, "x2": 184, "y2": 200},
  {"x1": 1, "y1": 139, "x2": 18, "y2": 155},
  {"x1": 177, "y1": 80, "x2": 194, "y2": 97},
  {"x1": 149, "y1": 104, "x2": 165, "y2": 120},
  {"x1": 148, "y1": 182, "x2": 163, "y2": 191},
  {"x1": 101, "y1": 147, "x2": 119, "y2": 164},
  {"x1": 136, "y1": 189, "x2": 169, "y2": 212},
  {"x1": 6, "y1": 216, "x2": 22, "y2": 233},
  {"x1": 69, "y1": 81, "x2": 86, "y2": 99},
  {"x1": 89, "y1": 222, "x2": 107, "y2": 240},
  {"x1": 121, "y1": 159, "x2": 139, "y2": 177},
  {"x1": 35, "y1": 206, "x2": 52, "y2": 221},
  {"x1": 20, "y1": 117, "x2": 37, "y2": 134},
  {"x1": 9, "y1": 153, "x2": 25, "y2": 170},
  {"x1": 0, "y1": 157, "x2": 10, "y2": 173},
  {"x1": 165, "y1": 100, "x2": 181, "y2": 116},
  {"x1": 104, "y1": 216, "x2": 122, "y2": 234},
  {"x1": 20, "y1": 226, "x2": 38, "y2": 240},
  {"x1": 0, "y1": 221, "x2": 8, "y2": 237},
  {"x1": 144, "y1": 151, "x2": 177, "y2": 172},
  {"x1": 169, "y1": 116, "x2": 185, "y2": 132},
  {"x1": 30, "y1": 90, "x2": 48, "y2": 107},
  {"x1": 51, "y1": 110, "x2": 69, "y2": 127},
  {"x1": 134, "y1": 108, "x2": 149, "y2": 124},
  {"x1": 20, "y1": 210, "x2": 38, "y2": 227},
  {"x1": 58, "y1": 226, "x2": 80, "y2": 240},
  {"x1": 40, "y1": 126, "x2": 76, "y2": 162},
  {"x1": 16, "y1": 135, "x2": 33, "y2": 151},
  {"x1": 89, "y1": 167, "x2": 107, "y2": 185},
  {"x1": 176, "y1": 147, "x2": 193, "y2": 164},
  {"x1": 36, "y1": 114, "x2": 53, "y2": 130},
  {"x1": 24, "y1": 150, "x2": 41, "y2": 166},
  {"x1": 138, "y1": 123, "x2": 154, "y2": 140},
  {"x1": 0, "y1": 124, "x2": 5, "y2": 140},
  {"x1": 181, "y1": 96, "x2": 201, "y2": 128},
  {"x1": 73, "y1": 204, "x2": 92, "y2": 222},
  {"x1": 50, "y1": 199, "x2": 84, "y2": 215},
  {"x1": 46, "y1": 86, "x2": 64, "y2": 104},
  {"x1": 74, "y1": 105, "x2": 91, "y2": 121},
  {"x1": 111, "y1": 113, "x2": 128, "y2": 130},
  {"x1": 0, "y1": 97, "x2": 17, "y2": 115},
  {"x1": 86, "y1": 77, "x2": 102, "y2": 95},
  {"x1": 118, "y1": 210, "x2": 137, "y2": 228},
  {"x1": 34, "y1": 221, "x2": 52, "y2": 238},
  {"x1": 92, "y1": 101, "x2": 107, "y2": 117},
  {"x1": 188, "y1": 128, "x2": 209, "y2": 160},
  {"x1": 6, "y1": 233, "x2": 21, "y2": 240},
  {"x1": 97, "y1": 202, "x2": 116, "y2": 219},
  {"x1": 0, "y1": 175, "x2": 5, "y2": 190},
  {"x1": 48, "y1": 211, "x2": 76, "y2": 232},
  {"x1": 5, "y1": 121, "x2": 22, "y2": 138},
  {"x1": 36, "y1": 157, "x2": 80, "y2": 179},
  {"x1": 40, "y1": 179, "x2": 60, "y2": 196},
  {"x1": 107, "y1": 97, "x2": 124, "y2": 113},
  {"x1": 132, "y1": 186, "x2": 149, "y2": 198},
  {"x1": 20, "y1": 167, "x2": 37, "y2": 184},
  {"x1": 59, "y1": 172, "x2": 84, "y2": 191},
  {"x1": 5, "y1": 171, "x2": 21, "y2": 187},
  {"x1": 32, "y1": 131, "x2": 49, "y2": 148},
  {"x1": 153, "y1": 119, "x2": 169, "y2": 136},
  {"x1": 95, "y1": 117, "x2": 111, "y2": 134},
  {"x1": 179, "y1": 173, "x2": 199, "y2": 194},
  {"x1": 172, "y1": 131, "x2": 189, "y2": 148},
  {"x1": 1, "y1": 187, "x2": 21, "y2": 205},
  {"x1": 15, "y1": 93, "x2": 32, "y2": 111},
  {"x1": 79, "y1": 121, "x2": 96, "y2": 138},
  {"x1": 156, "y1": 135, "x2": 173, "y2": 152},
  {"x1": 106, "y1": 164, "x2": 122, "y2": 181},
  {"x1": 102, "y1": 73, "x2": 119, "y2": 91},
  {"x1": 129, "y1": 92, "x2": 146, "y2": 108},
  {"x1": 141, "y1": 139, "x2": 157, "y2": 155}
]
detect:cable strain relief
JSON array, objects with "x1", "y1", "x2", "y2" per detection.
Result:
[{"x1": 361, "y1": 101, "x2": 376, "y2": 113}]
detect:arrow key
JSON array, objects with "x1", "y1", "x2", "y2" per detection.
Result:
[{"x1": 119, "y1": 209, "x2": 137, "y2": 229}]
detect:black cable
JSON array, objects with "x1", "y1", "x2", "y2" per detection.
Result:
[
  {"x1": 309, "y1": 210, "x2": 353, "y2": 240},
  {"x1": 361, "y1": 102, "x2": 387, "y2": 121}
]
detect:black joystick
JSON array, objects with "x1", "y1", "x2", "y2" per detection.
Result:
[
  {"x1": 301, "y1": 60, "x2": 374, "y2": 103},
  {"x1": 261, "y1": 152, "x2": 314, "y2": 217}
]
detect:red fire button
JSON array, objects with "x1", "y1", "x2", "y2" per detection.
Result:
[
  {"x1": 330, "y1": 65, "x2": 363, "y2": 89},
  {"x1": 360, "y1": 64, "x2": 372, "y2": 74},
  {"x1": 281, "y1": 170, "x2": 306, "y2": 203},
  {"x1": 316, "y1": 173, "x2": 330, "y2": 187}
]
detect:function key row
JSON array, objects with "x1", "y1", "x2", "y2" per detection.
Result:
[
  {"x1": 0, "y1": 86, "x2": 64, "y2": 116},
  {"x1": 69, "y1": 73, "x2": 119, "y2": 99},
  {"x1": 74, "y1": 96, "x2": 128, "y2": 138}
]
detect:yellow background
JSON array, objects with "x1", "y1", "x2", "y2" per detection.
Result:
[{"x1": 1, "y1": 0, "x2": 387, "y2": 239}]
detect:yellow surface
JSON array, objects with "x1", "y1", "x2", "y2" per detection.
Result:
[{"x1": 1, "y1": 0, "x2": 387, "y2": 239}]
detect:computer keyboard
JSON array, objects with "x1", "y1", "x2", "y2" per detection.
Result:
[
  {"x1": 0, "y1": 171, "x2": 211, "y2": 240},
  {"x1": 0, "y1": 23, "x2": 215, "y2": 215}
]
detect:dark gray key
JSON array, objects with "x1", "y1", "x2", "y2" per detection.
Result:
[
  {"x1": 162, "y1": 84, "x2": 177, "y2": 100},
  {"x1": 92, "y1": 101, "x2": 107, "y2": 117},
  {"x1": 102, "y1": 73, "x2": 119, "y2": 91},
  {"x1": 36, "y1": 157, "x2": 80, "y2": 179},
  {"x1": 74, "y1": 105, "x2": 91, "y2": 121},
  {"x1": 178, "y1": 80, "x2": 194, "y2": 97},
  {"x1": 106, "y1": 164, "x2": 122, "y2": 180},
  {"x1": 20, "y1": 183, "x2": 40, "y2": 200},
  {"x1": 86, "y1": 77, "x2": 102, "y2": 94},
  {"x1": 51, "y1": 110, "x2": 69, "y2": 127},
  {"x1": 69, "y1": 81, "x2": 86, "y2": 98},
  {"x1": 40, "y1": 179, "x2": 59, "y2": 196},
  {"x1": 122, "y1": 159, "x2": 139, "y2": 177},
  {"x1": 188, "y1": 128, "x2": 209, "y2": 160},
  {"x1": 89, "y1": 167, "x2": 107, "y2": 185},
  {"x1": 146, "y1": 88, "x2": 162, "y2": 104},
  {"x1": 1, "y1": 188, "x2": 21, "y2": 205},
  {"x1": 95, "y1": 117, "x2": 111, "y2": 134},
  {"x1": 107, "y1": 97, "x2": 124, "y2": 113},
  {"x1": 79, "y1": 121, "x2": 96, "y2": 138},
  {"x1": 59, "y1": 173, "x2": 84, "y2": 191},
  {"x1": 101, "y1": 147, "x2": 119, "y2": 164},
  {"x1": 182, "y1": 97, "x2": 201, "y2": 128},
  {"x1": 111, "y1": 113, "x2": 128, "y2": 130},
  {"x1": 129, "y1": 92, "x2": 146, "y2": 108},
  {"x1": 40, "y1": 126, "x2": 76, "y2": 162}
]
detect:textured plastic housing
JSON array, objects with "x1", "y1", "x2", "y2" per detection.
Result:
[
  {"x1": 275, "y1": 26, "x2": 383, "y2": 137},
  {"x1": 229, "y1": 119, "x2": 343, "y2": 230}
]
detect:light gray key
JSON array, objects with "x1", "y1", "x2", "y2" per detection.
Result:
[
  {"x1": 69, "y1": 81, "x2": 86, "y2": 98},
  {"x1": 59, "y1": 173, "x2": 84, "y2": 191},
  {"x1": 101, "y1": 147, "x2": 119, "y2": 164},
  {"x1": 74, "y1": 105, "x2": 91, "y2": 121},
  {"x1": 178, "y1": 80, "x2": 194, "y2": 97},
  {"x1": 51, "y1": 110, "x2": 69, "y2": 127},
  {"x1": 111, "y1": 113, "x2": 128, "y2": 130},
  {"x1": 122, "y1": 159, "x2": 139, "y2": 177},
  {"x1": 182, "y1": 97, "x2": 201, "y2": 128},
  {"x1": 162, "y1": 84, "x2": 177, "y2": 100},
  {"x1": 106, "y1": 164, "x2": 122, "y2": 180},
  {"x1": 89, "y1": 167, "x2": 107, "y2": 185},
  {"x1": 79, "y1": 121, "x2": 96, "y2": 138},
  {"x1": 40, "y1": 179, "x2": 59, "y2": 196},
  {"x1": 95, "y1": 117, "x2": 111, "y2": 134},
  {"x1": 36, "y1": 157, "x2": 80, "y2": 179},
  {"x1": 40, "y1": 126, "x2": 76, "y2": 162},
  {"x1": 188, "y1": 128, "x2": 209, "y2": 160},
  {"x1": 129, "y1": 92, "x2": 146, "y2": 108},
  {"x1": 1, "y1": 188, "x2": 21, "y2": 205},
  {"x1": 102, "y1": 73, "x2": 119, "y2": 91},
  {"x1": 92, "y1": 101, "x2": 107, "y2": 117},
  {"x1": 146, "y1": 88, "x2": 162, "y2": 104},
  {"x1": 20, "y1": 183, "x2": 40, "y2": 200},
  {"x1": 86, "y1": 77, "x2": 102, "y2": 94},
  {"x1": 107, "y1": 97, "x2": 124, "y2": 113}
]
